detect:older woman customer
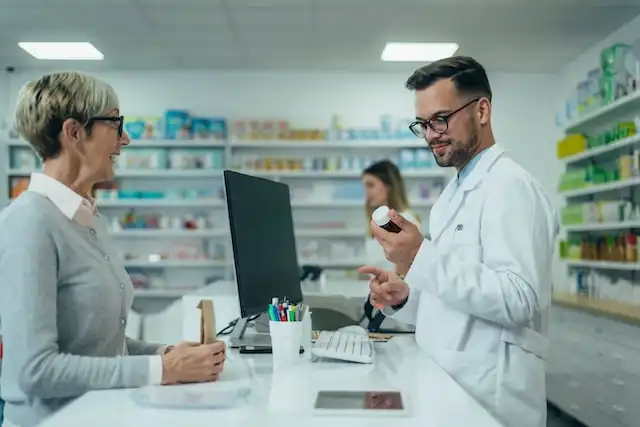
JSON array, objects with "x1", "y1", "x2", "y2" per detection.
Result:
[{"x1": 0, "y1": 72, "x2": 226, "y2": 427}]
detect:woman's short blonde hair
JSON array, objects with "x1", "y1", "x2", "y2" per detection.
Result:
[{"x1": 13, "y1": 71, "x2": 119, "y2": 160}]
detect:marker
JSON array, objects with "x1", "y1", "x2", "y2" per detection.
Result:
[
  {"x1": 288, "y1": 307, "x2": 295, "y2": 322},
  {"x1": 268, "y1": 304, "x2": 278, "y2": 321}
]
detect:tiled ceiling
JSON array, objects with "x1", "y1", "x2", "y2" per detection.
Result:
[{"x1": 0, "y1": 0, "x2": 638, "y2": 72}]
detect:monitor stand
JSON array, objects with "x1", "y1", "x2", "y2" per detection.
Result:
[{"x1": 229, "y1": 313, "x2": 272, "y2": 349}]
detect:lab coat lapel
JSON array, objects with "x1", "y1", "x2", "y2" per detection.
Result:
[{"x1": 429, "y1": 145, "x2": 505, "y2": 242}]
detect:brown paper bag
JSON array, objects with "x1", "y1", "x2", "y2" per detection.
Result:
[{"x1": 197, "y1": 299, "x2": 216, "y2": 344}]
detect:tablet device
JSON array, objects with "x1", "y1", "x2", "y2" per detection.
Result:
[{"x1": 313, "y1": 390, "x2": 408, "y2": 417}]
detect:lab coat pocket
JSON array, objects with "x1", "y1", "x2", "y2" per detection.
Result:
[
  {"x1": 433, "y1": 350, "x2": 498, "y2": 416},
  {"x1": 496, "y1": 341, "x2": 546, "y2": 427}
]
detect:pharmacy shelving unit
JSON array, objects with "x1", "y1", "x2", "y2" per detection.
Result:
[
  {"x1": 559, "y1": 90, "x2": 640, "y2": 277},
  {"x1": 553, "y1": 88, "x2": 640, "y2": 427},
  {"x1": 2, "y1": 136, "x2": 449, "y2": 302}
]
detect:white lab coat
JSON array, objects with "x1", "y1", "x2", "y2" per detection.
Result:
[{"x1": 386, "y1": 145, "x2": 558, "y2": 427}]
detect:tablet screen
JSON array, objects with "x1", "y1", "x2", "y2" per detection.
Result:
[{"x1": 314, "y1": 390, "x2": 404, "y2": 411}]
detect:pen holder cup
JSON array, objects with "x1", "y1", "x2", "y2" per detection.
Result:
[{"x1": 269, "y1": 320, "x2": 303, "y2": 370}]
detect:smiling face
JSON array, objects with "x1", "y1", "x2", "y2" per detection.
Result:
[
  {"x1": 61, "y1": 109, "x2": 129, "y2": 183},
  {"x1": 414, "y1": 78, "x2": 489, "y2": 170},
  {"x1": 85, "y1": 110, "x2": 128, "y2": 182}
]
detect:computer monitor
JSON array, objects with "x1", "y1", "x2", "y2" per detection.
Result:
[{"x1": 223, "y1": 170, "x2": 303, "y2": 343}]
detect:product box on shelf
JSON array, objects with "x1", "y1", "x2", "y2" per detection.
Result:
[
  {"x1": 168, "y1": 149, "x2": 223, "y2": 170},
  {"x1": 191, "y1": 118, "x2": 227, "y2": 140},
  {"x1": 10, "y1": 178, "x2": 29, "y2": 199},
  {"x1": 399, "y1": 149, "x2": 416, "y2": 170},
  {"x1": 556, "y1": 134, "x2": 587, "y2": 159},
  {"x1": 124, "y1": 117, "x2": 162, "y2": 140},
  {"x1": 164, "y1": 110, "x2": 191, "y2": 140},
  {"x1": 117, "y1": 149, "x2": 167, "y2": 169},
  {"x1": 600, "y1": 43, "x2": 638, "y2": 104},
  {"x1": 10, "y1": 147, "x2": 41, "y2": 169},
  {"x1": 560, "y1": 232, "x2": 640, "y2": 264}
]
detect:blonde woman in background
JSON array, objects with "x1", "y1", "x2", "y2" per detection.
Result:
[
  {"x1": 361, "y1": 160, "x2": 420, "y2": 332},
  {"x1": 362, "y1": 160, "x2": 421, "y2": 270},
  {"x1": 0, "y1": 72, "x2": 226, "y2": 427}
]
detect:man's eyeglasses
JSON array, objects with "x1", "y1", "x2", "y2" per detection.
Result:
[
  {"x1": 409, "y1": 98, "x2": 480, "y2": 138},
  {"x1": 88, "y1": 115, "x2": 124, "y2": 138}
]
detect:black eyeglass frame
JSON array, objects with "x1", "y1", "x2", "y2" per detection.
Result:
[
  {"x1": 87, "y1": 115, "x2": 124, "y2": 138},
  {"x1": 408, "y1": 98, "x2": 481, "y2": 138}
]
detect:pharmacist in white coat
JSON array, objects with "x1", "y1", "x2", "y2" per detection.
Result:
[{"x1": 359, "y1": 56, "x2": 558, "y2": 427}]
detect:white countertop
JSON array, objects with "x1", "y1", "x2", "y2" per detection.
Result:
[{"x1": 38, "y1": 336, "x2": 502, "y2": 427}]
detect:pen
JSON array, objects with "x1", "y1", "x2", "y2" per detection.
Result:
[{"x1": 268, "y1": 304, "x2": 278, "y2": 321}]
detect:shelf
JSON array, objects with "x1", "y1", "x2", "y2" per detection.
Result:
[
  {"x1": 552, "y1": 292, "x2": 640, "y2": 325},
  {"x1": 564, "y1": 221, "x2": 640, "y2": 232},
  {"x1": 7, "y1": 169, "x2": 223, "y2": 178},
  {"x1": 560, "y1": 177, "x2": 640, "y2": 197},
  {"x1": 229, "y1": 140, "x2": 425, "y2": 148},
  {"x1": 564, "y1": 259, "x2": 640, "y2": 271},
  {"x1": 296, "y1": 228, "x2": 363, "y2": 237},
  {"x1": 561, "y1": 133, "x2": 640, "y2": 164},
  {"x1": 128, "y1": 140, "x2": 225, "y2": 148},
  {"x1": 302, "y1": 259, "x2": 365, "y2": 268},
  {"x1": 123, "y1": 259, "x2": 228, "y2": 268},
  {"x1": 110, "y1": 229, "x2": 227, "y2": 238},
  {"x1": 115, "y1": 169, "x2": 223, "y2": 178},
  {"x1": 111, "y1": 228, "x2": 365, "y2": 238},
  {"x1": 97, "y1": 199, "x2": 225, "y2": 208},
  {"x1": 4, "y1": 139, "x2": 225, "y2": 148},
  {"x1": 291, "y1": 199, "x2": 436, "y2": 208},
  {"x1": 563, "y1": 90, "x2": 640, "y2": 133},
  {"x1": 237, "y1": 169, "x2": 447, "y2": 179}
]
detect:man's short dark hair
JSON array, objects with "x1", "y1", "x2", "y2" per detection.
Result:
[{"x1": 405, "y1": 56, "x2": 492, "y2": 101}]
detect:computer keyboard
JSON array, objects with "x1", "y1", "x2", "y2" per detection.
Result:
[{"x1": 311, "y1": 330, "x2": 375, "y2": 364}]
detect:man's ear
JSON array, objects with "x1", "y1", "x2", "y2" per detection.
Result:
[{"x1": 477, "y1": 98, "x2": 491, "y2": 125}]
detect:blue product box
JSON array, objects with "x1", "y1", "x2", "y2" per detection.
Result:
[
  {"x1": 164, "y1": 110, "x2": 191, "y2": 140},
  {"x1": 210, "y1": 118, "x2": 227, "y2": 140},
  {"x1": 415, "y1": 149, "x2": 432, "y2": 169},
  {"x1": 399, "y1": 149, "x2": 416, "y2": 171},
  {"x1": 190, "y1": 118, "x2": 228, "y2": 141},
  {"x1": 125, "y1": 116, "x2": 161, "y2": 140},
  {"x1": 191, "y1": 118, "x2": 212, "y2": 140}
]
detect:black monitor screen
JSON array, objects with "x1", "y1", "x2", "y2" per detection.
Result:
[{"x1": 223, "y1": 170, "x2": 302, "y2": 318}]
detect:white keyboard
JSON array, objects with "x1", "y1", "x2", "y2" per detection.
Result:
[{"x1": 312, "y1": 330, "x2": 375, "y2": 364}]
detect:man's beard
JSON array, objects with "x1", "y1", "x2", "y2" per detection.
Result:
[{"x1": 430, "y1": 130, "x2": 479, "y2": 169}]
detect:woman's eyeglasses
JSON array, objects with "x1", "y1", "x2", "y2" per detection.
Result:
[{"x1": 88, "y1": 115, "x2": 124, "y2": 138}]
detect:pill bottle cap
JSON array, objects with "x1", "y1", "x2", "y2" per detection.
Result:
[{"x1": 372, "y1": 205, "x2": 391, "y2": 226}]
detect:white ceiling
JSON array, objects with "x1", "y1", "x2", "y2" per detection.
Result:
[{"x1": 0, "y1": 0, "x2": 639, "y2": 73}]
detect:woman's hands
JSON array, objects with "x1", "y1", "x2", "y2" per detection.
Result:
[{"x1": 161, "y1": 341, "x2": 226, "y2": 385}]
